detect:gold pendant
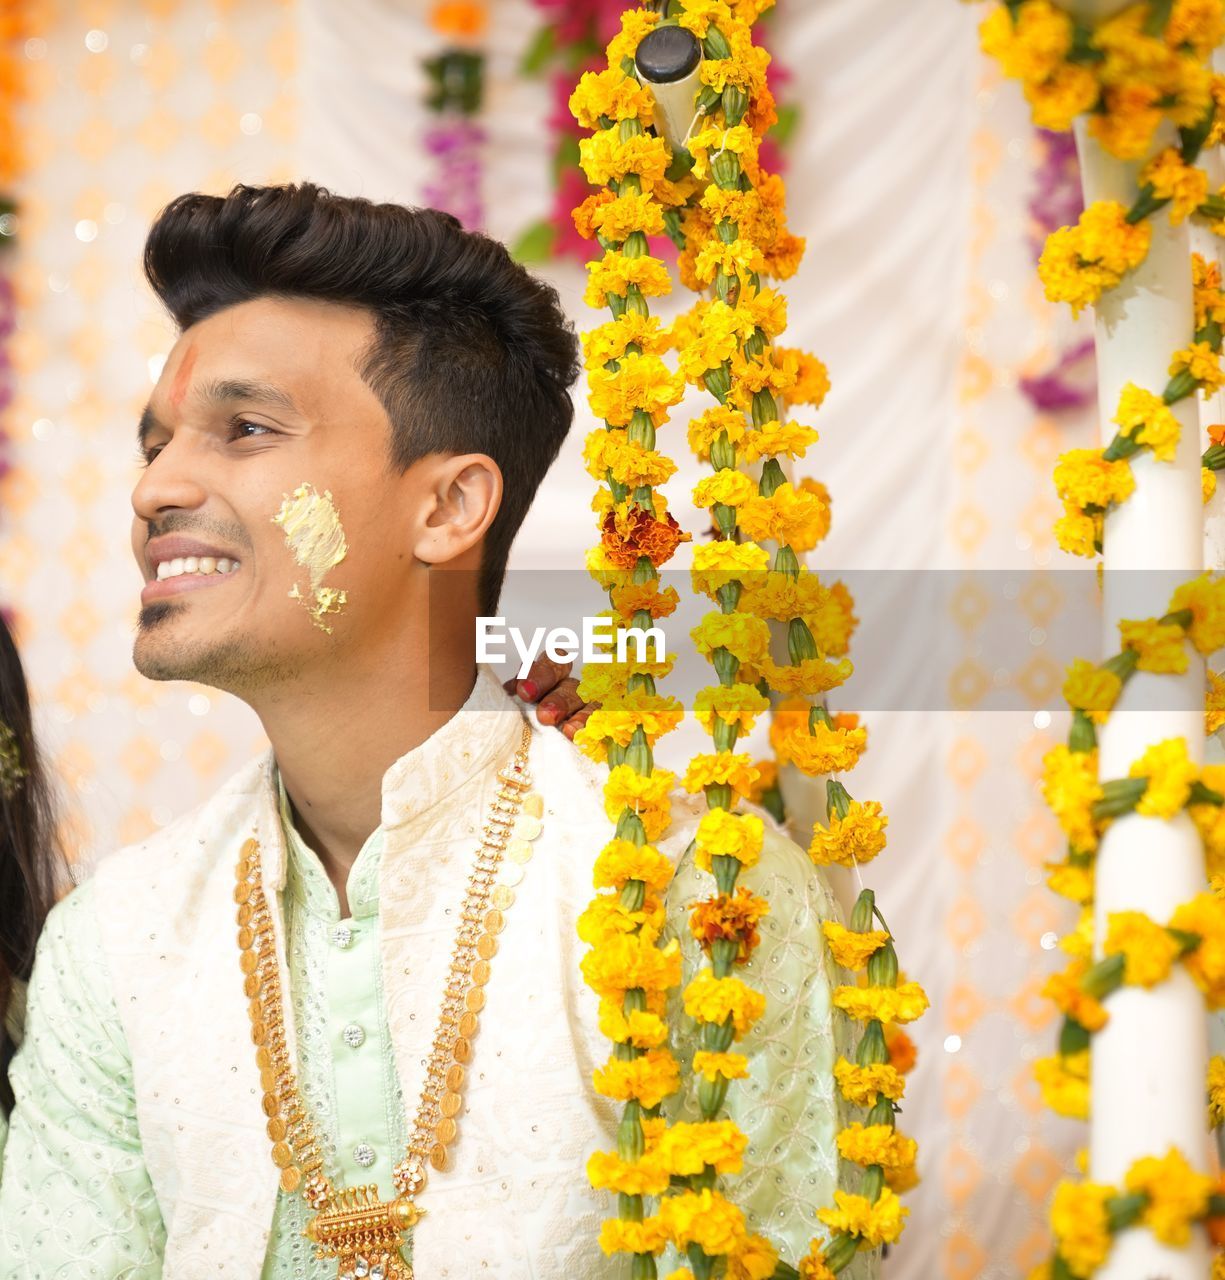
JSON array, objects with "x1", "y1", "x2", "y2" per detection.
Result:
[{"x1": 303, "y1": 1185, "x2": 420, "y2": 1280}]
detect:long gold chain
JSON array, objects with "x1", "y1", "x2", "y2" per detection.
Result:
[{"x1": 235, "y1": 722, "x2": 536, "y2": 1280}]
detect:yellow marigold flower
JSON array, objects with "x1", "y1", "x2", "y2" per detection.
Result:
[
  {"x1": 653, "y1": 1120, "x2": 748, "y2": 1177},
  {"x1": 587, "y1": 351, "x2": 685, "y2": 427},
  {"x1": 598, "y1": 1215, "x2": 668, "y2": 1256},
  {"x1": 1041, "y1": 744, "x2": 1103, "y2": 854},
  {"x1": 1194, "y1": 252, "x2": 1225, "y2": 327},
  {"x1": 1055, "y1": 500, "x2": 1102, "y2": 558},
  {"x1": 579, "y1": 127, "x2": 670, "y2": 191},
  {"x1": 1113, "y1": 381, "x2": 1182, "y2": 461},
  {"x1": 777, "y1": 721, "x2": 868, "y2": 777},
  {"x1": 1209, "y1": 1054, "x2": 1225, "y2": 1126},
  {"x1": 584, "y1": 250, "x2": 674, "y2": 310},
  {"x1": 690, "y1": 539, "x2": 771, "y2": 598},
  {"x1": 1050, "y1": 1179, "x2": 1113, "y2": 1277},
  {"x1": 591, "y1": 191, "x2": 666, "y2": 243},
  {"x1": 1042, "y1": 961, "x2": 1108, "y2": 1033},
  {"x1": 745, "y1": 759, "x2": 778, "y2": 805},
  {"x1": 700, "y1": 27, "x2": 771, "y2": 99},
  {"x1": 1119, "y1": 618, "x2": 1188, "y2": 674},
  {"x1": 1038, "y1": 203, "x2": 1151, "y2": 316},
  {"x1": 823, "y1": 921, "x2": 890, "y2": 971},
  {"x1": 602, "y1": 764, "x2": 676, "y2": 840},
  {"x1": 569, "y1": 68, "x2": 655, "y2": 130},
  {"x1": 691, "y1": 808, "x2": 757, "y2": 880},
  {"x1": 1104, "y1": 910, "x2": 1181, "y2": 986},
  {"x1": 694, "y1": 236, "x2": 767, "y2": 286},
  {"x1": 729, "y1": 346, "x2": 799, "y2": 399},
  {"x1": 678, "y1": 300, "x2": 755, "y2": 382},
  {"x1": 692, "y1": 1050, "x2": 750, "y2": 1083},
  {"x1": 737, "y1": 284, "x2": 788, "y2": 339},
  {"x1": 701, "y1": 184, "x2": 765, "y2": 231},
  {"x1": 1208, "y1": 669, "x2": 1225, "y2": 735},
  {"x1": 693, "y1": 469, "x2": 756, "y2": 511},
  {"x1": 762, "y1": 655, "x2": 854, "y2": 697},
  {"x1": 578, "y1": 894, "x2": 666, "y2": 948},
  {"x1": 780, "y1": 347, "x2": 831, "y2": 408},
  {"x1": 837, "y1": 1122, "x2": 918, "y2": 1173},
  {"x1": 582, "y1": 313, "x2": 670, "y2": 369},
  {"x1": 583, "y1": 430, "x2": 678, "y2": 490},
  {"x1": 1170, "y1": 573, "x2": 1225, "y2": 655},
  {"x1": 1169, "y1": 892, "x2": 1225, "y2": 1008},
  {"x1": 1062, "y1": 658, "x2": 1122, "y2": 726},
  {"x1": 833, "y1": 1057, "x2": 906, "y2": 1108},
  {"x1": 676, "y1": 0, "x2": 735, "y2": 38},
  {"x1": 1026, "y1": 62, "x2": 1100, "y2": 130},
  {"x1": 1129, "y1": 735, "x2": 1198, "y2": 818},
  {"x1": 683, "y1": 970, "x2": 767, "y2": 1038},
  {"x1": 741, "y1": 568, "x2": 827, "y2": 621},
  {"x1": 587, "y1": 1148, "x2": 669, "y2": 1197},
  {"x1": 580, "y1": 931, "x2": 681, "y2": 1001},
  {"x1": 693, "y1": 683, "x2": 771, "y2": 735},
  {"x1": 605, "y1": 8, "x2": 661, "y2": 68},
  {"x1": 593, "y1": 1047, "x2": 681, "y2": 1108},
  {"x1": 576, "y1": 693, "x2": 684, "y2": 756},
  {"x1": 1060, "y1": 908, "x2": 1096, "y2": 960},
  {"x1": 687, "y1": 404, "x2": 749, "y2": 461},
  {"x1": 1172, "y1": 339, "x2": 1225, "y2": 392},
  {"x1": 1046, "y1": 861, "x2": 1095, "y2": 906},
  {"x1": 681, "y1": 752, "x2": 761, "y2": 800},
  {"x1": 688, "y1": 123, "x2": 760, "y2": 182},
  {"x1": 597, "y1": 1001, "x2": 669, "y2": 1049},
  {"x1": 611, "y1": 582, "x2": 680, "y2": 623},
  {"x1": 740, "y1": 419, "x2": 820, "y2": 463},
  {"x1": 1142, "y1": 147, "x2": 1209, "y2": 224},
  {"x1": 1034, "y1": 1050, "x2": 1090, "y2": 1121},
  {"x1": 1053, "y1": 448, "x2": 1135, "y2": 510},
  {"x1": 1205, "y1": 466, "x2": 1217, "y2": 504},
  {"x1": 656, "y1": 1188, "x2": 747, "y2": 1255},
  {"x1": 816, "y1": 1186, "x2": 908, "y2": 1247},
  {"x1": 979, "y1": 0, "x2": 1072, "y2": 83},
  {"x1": 1124, "y1": 1147, "x2": 1213, "y2": 1246},
  {"x1": 809, "y1": 799, "x2": 888, "y2": 868},
  {"x1": 578, "y1": 654, "x2": 675, "y2": 703},
  {"x1": 1089, "y1": 81, "x2": 1164, "y2": 161},
  {"x1": 725, "y1": 1234, "x2": 778, "y2": 1280},
  {"x1": 592, "y1": 838, "x2": 674, "y2": 893},
  {"x1": 692, "y1": 610, "x2": 773, "y2": 665},
  {"x1": 832, "y1": 982, "x2": 929, "y2": 1026},
  {"x1": 797, "y1": 1243, "x2": 837, "y2": 1280},
  {"x1": 738, "y1": 482, "x2": 828, "y2": 553}
]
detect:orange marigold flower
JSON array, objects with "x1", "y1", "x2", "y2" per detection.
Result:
[
  {"x1": 600, "y1": 506, "x2": 690, "y2": 569},
  {"x1": 690, "y1": 887, "x2": 771, "y2": 963}
]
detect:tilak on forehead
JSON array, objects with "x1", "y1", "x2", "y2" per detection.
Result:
[
  {"x1": 272, "y1": 483, "x2": 349, "y2": 632},
  {"x1": 168, "y1": 344, "x2": 197, "y2": 409}
]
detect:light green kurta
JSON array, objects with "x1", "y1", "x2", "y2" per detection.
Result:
[{"x1": 0, "y1": 776, "x2": 867, "y2": 1278}]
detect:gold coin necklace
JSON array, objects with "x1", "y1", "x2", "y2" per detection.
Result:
[{"x1": 235, "y1": 723, "x2": 539, "y2": 1280}]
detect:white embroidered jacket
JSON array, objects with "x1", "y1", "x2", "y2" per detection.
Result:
[{"x1": 4, "y1": 668, "x2": 860, "y2": 1278}]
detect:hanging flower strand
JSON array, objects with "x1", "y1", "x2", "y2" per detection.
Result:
[{"x1": 571, "y1": 11, "x2": 697, "y2": 1277}]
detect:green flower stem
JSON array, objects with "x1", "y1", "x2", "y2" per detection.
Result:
[
  {"x1": 1204, "y1": 443, "x2": 1225, "y2": 471},
  {"x1": 1163, "y1": 368, "x2": 1197, "y2": 404},
  {"x1": 1101, "y1": 648, "x2": 1139, "y2": 681},
  {"x1": 1101, "y1": 432, "x2": 1142, "y2": 462},
  {"x1": 1125, "y1": 183, "x2": 1170, "y2": 225},
  {"x1": 1091, "y1": 777, "x2": 1148, "y2": 821},
  {"x1": 856, "y1": 1021, "x2": 889, "y2": 1066},
  {"x1": 850, "y1": 889, "x2": 876, "y2": 933},
  {"x1": 1058, "y1": 1017, "x2": 1091, "y2": 1057},
  {"x1": 1068, "y1": 709, "x2": 1097, "y2": 754},
  {"x1": 827, "y1": 778, "x2": 852, "y2": 822},
  {"x1": 1080, "y1": 952, "x2": 1125, "y2": 1000},
  {"x1": 1105, "y1": 1191, "x2": 1147, "y2": 1232},
  {"x1": 1190, "y1": 778, "x2": 1225, "y2": 806}
]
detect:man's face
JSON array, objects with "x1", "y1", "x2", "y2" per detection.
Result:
[{"x1": 131, "y1": 296, "x2": 421, "y2": 692}]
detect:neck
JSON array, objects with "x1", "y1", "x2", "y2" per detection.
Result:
[{"x1": 252, "y1": 625, "x2": 477, "y2": 910}]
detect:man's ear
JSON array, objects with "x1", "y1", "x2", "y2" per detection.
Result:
[{"x1": 411, "y1": 453, "x2": 503, "y2": 567}]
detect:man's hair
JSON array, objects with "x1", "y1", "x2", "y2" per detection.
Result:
[{"x1": 143, "y1": 182, "x2": 581, "y2": 613}]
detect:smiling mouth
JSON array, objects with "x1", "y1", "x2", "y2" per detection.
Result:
[{"x1": 155, "y1": 556, "x2": 241, "y2": 582}]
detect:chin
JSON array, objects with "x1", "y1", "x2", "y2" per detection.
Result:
[{"x1": 133, "y1": 610, "x2": 294, "y2": 691}]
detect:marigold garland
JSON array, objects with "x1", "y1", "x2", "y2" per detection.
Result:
[{"x1": 979, "y1": 1, "x2": 1225, "y2": 1271}]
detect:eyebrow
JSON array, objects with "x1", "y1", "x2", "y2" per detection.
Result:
[{"x1": 137, "y1": 378, "x2": 300, "y2": 448}]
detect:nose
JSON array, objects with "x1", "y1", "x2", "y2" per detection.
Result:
[{"x1": 131, "y1": 436, "x2": 209, "y2": 525}]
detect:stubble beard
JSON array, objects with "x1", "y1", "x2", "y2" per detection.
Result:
[{"x1": 133, "y1": 602, "x2": 294, "y2": 692}]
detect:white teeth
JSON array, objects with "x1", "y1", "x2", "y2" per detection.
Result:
[{"x1": 154, "y1": 555, "x2": 240, "y2": 582}]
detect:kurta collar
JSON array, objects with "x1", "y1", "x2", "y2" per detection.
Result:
[{"x1": 261, "y1": 665, "x2": 525, "y2": 897}]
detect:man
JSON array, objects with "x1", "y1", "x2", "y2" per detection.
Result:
[{"x1": 0, "y1": 184, "x2": 853, "y2": 1278}]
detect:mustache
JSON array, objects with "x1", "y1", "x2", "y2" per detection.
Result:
[{"x1": 144, "y1": 511, "x2": 255, "y2": 552}]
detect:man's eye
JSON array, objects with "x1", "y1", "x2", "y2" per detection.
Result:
[
  {"x1": 230, "y1": 420, "x2": 273, "y2": 441},
  {"x1": 140, "y1": 445, "x2": 165, "y2": 467}
]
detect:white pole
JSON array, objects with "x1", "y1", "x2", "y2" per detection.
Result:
[{"x1": 1073, "y1": 112, "x2": 1211, "y2": 1277}]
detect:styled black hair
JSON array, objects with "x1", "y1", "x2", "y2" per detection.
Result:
[
  {"x1": 0, "y1": 615, "x2": 60, "y2": 1116},
  {"x1": 143, "y1": 183, "x2": 581, "y2": 613}
]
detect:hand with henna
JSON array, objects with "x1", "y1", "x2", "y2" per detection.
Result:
[{"x1": 503, "y1": 657, "x2": 595, "y2": 741}]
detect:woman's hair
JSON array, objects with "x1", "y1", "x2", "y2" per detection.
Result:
[
  {"x1": 144, "y1": 183, "x2": 582, "y2": 614},
  {"x1": 0, "y1": 615, "x2": 59, "y2": 1115}
]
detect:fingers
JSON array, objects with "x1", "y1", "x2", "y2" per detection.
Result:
[
  {"x1": 535, "y1": 677, "x2": 585, "y2": 727},
  {"x1": 508, "y1": 655, "x2": 573, "y2": 703},
  {"x1": 560, "y1": 702, "x2": 596, "y2": 742}
]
